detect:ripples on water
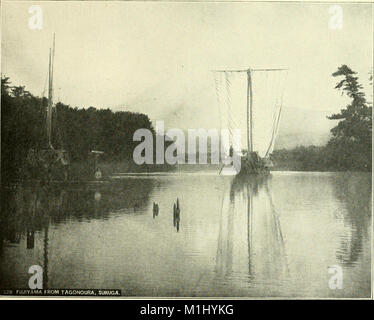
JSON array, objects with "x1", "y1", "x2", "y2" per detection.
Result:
[{"x1": 0, "y1": 172, "x2": 371, "y2": 298}]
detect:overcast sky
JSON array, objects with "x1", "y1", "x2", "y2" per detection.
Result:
[{"x1": 2, "y1": 2, "x2": 373, "y2": 146}]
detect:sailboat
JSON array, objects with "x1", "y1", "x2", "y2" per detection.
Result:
[
  {"x1": 213, "y1": 67, "x2": 288, "y2": 175},
  {"x1": 25, "y1": 34, "x2": 70, "y2": 182}
]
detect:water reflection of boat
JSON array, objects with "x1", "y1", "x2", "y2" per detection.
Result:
[
  {"x1": 0, "y1": 178, "x2": 156, "y2": 259},
  {"x1": 2, "y1": 178, "x2": 154, "y2": 221},
  {"x1": 173, "y1": 199, "x2": 181, "y2": 232},
  {"x1": 215, "y1": 175, "x2": 288, "y2": 283}
]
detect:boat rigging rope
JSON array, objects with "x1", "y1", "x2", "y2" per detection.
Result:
[{"x1": 265, "y1": 70, "x2": 288, "y2": 158}]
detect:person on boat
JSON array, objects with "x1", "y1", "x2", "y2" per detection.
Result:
[{"x1": 229, "y1": 145, "x2": 234, "y2": 157}]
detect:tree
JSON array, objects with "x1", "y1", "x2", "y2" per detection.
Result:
[
  {"x1": 1, "y1": 76, "x2": 11, "y2": 96},
  {"x1": 326, "y1": 65, "x2": 372, "y2": 171},
  {"x1": 1, "y1": 76, "x2": 171, "y2": 180}
]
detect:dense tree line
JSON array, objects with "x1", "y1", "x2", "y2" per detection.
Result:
[
  {"x1": 1, "y1": 76, "x2": 162, "y2": 181},
  {"x1": 326, "y1": 65, "x2": 372, "y2": 171},
  {"x1": 272, "y1": 65, "x2": 372, "y2": 172},
  {"x1": 271, "y1": 146, "x2": 328, "y2": 171},
  {"x1": 1, "y1": 64, "x2": 371, "y2": 181},
  {"x1": 271, "y1": 145, "x2": 347, "y2": 171}
]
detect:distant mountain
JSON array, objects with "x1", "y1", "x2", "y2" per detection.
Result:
[
  {"x1": 273, "y1": 105, "x2": 336, "y2": 149},
  {"x1": 158, "y1": 102, "x2": 337, "y2": 151},
  {"x1": 163, "y1": 128, "x2": 331, "y2": 155}
]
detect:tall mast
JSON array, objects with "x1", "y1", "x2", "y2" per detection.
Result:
[
  {"x1": 247, "y1": 68, "x2": 253, "y2": 153},
  {"x1": 247, "y1": 184, "x2": 252, "y2": 275},
  {"x1": 46, "y1": 34, "x2": 55, "y2": 148},
  {"x1": 47, "y1": 48, "x2": 52, "y2": 147}
]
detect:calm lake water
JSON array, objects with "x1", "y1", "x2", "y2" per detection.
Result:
[{"x1": 0, "y1": 172, "x2": 371, "y2": 298}]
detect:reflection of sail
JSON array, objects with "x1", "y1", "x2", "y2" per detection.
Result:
[
  {"x1": 43, "y1": 222, "x2": 49, "y2": 289},
  {"x1": 214, "y1": 72, "x2": 247, "y2": 151},
  {"x1": 247, "y1": 176, "x2": 288, "y2": 280},
  {"x1": 247, "y1": 185, "x2": 253, "y2": 276},
  {"x1": 215, "y1": 175, "x2": 288, "y2": 283},
  {"x1": 215, "y1": 180, "x2": 235, "y2": 277}
]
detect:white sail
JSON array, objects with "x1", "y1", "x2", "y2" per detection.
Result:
[
  {"x1": 213, "y1": 68, "x2": 287, "y2": 158},
  {"x1": 251, "y1": 70, "x2": 287, "y2": 158},
  {"x1": 214, "y1": 71, "x2": 247, "y2": 154}
]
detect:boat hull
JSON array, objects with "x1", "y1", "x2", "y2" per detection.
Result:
[
  {"x1": 237, "y1": 152, "x2": 271, "y2": 176},
  {"x1": 24, "y1": 147, "x2": 70, "y2": 182}
]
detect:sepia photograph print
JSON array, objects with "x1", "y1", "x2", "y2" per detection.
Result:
[{"x1": 0, "y1": 1, "x2": 372, "y2": 300}]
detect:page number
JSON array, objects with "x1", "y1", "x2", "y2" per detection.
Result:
[
  {"x1": 28, "y1": 5, "x2": 43, "y2": 30},
  {"x1": 328, "y1": 5, "x2": 343, "y2": 30}
]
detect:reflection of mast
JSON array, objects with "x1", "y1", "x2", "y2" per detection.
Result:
[
  {"x1": 226, "y1": 199, "x2": 234, "y2": 274},
  {"x1": 247, "y1": 184, "x2": 252, "y2": 276},
  {"x1": 26, "y1": 191, "x2": 38, "y2": 250},
  {"x1": 215, "y1": 193, "x2": 224, "y2": 273},
  {"x1": 251, "y1": 178, "x2": 289, "y2": 278},
  {"x1": 43, "y1": 191, "x2": 50, "y2": 289},
  {"x1": 264, "y1": 182, "x2": 289, "y2": 275},
  {"x1": 0, "y1": 230, "x2": 3, "y2": 256},
  {"x1": 215, "y1": 183, "x2": 234, "y2": 277},
  {"x1": 216, "y1": 175, "x2": 289, "y2": 284},
  {"x1": 43, "y1": 216, "x2": 49, "y2": 289}
]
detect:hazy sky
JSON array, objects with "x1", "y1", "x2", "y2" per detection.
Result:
[{"x1": 2, "y1": 2, "x2": 373, "y2": 146}]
